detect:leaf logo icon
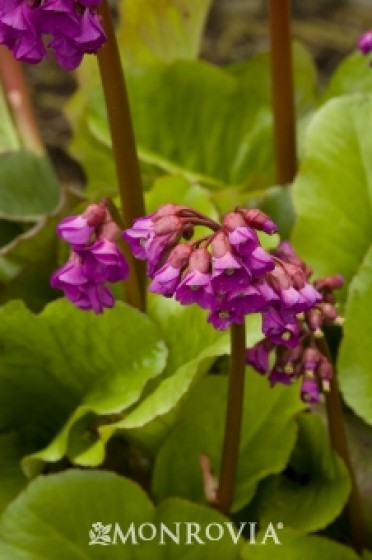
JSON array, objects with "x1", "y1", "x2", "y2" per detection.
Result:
[{"x1": 89, "y1": 522, "x2": 112, "y2": 545}]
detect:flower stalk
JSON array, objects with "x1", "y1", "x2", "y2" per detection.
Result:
[
  {"x1": 0, "y1": 46, "x2": 44, "y2": 155},
  {"x1": 216, "y1": 322, "x2": 246, "y2": 514},
  {"x1": 317, "y1": 337, "x2": 367, "y2": 553},
  {"x1": 268, "y1": 1, "x2": 367, "y2": 551},
  {"x1": 97, "y1": 0, "x2": 146, "y2": 311},
  {"x1": 268, "y1": 0, "x2": 297, "y2": 184}
]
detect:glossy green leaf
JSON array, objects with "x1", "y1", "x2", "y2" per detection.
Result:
[
  {"x1": 0, "y1": 188, "x2": 82, "y2": 311},
  {"x1": 104, "y1": 295, "x2": 232, "y2": 454},
  {"x1": 146, "y1": 175, "x2": 219, "y2": 221},
  {"x1": 70, "y1": 60, "x2": 272, "y2": 193},
  {"x1": 324, "y1": 51, "x2": 372, "y2": 101},
  {"x1": 252, "y1": 414, "x2": 350, "y2": 533},
  {"x1": 0, "y1": 299, "x2": 166, "y2": 493},
  {"x1": 240, "y1": 529, "x2": 359, "y2": 560},
  {"x1": 153, "y1": 374, "x2": 304, "y2": 512},
  {"x1": 69, "y1": 40, "x2": 318, "y2": 195},
  {"x1": 292, "y1": 95, "x2": 372, "y2": 301},
  {"x1": 343, "y1": 411, "x2": 372, "y2": 540},
  {"x1": 0, "y1": 87, "x2": 20, "y2": 153},
  {"x1": 0, "y1": 470, "x2": 242, "y2": 559},
  {"x1": 0, "y1": 151, "x2": 60, "y2": 221},
  {"x1": 339, "y1": 247, "x2": 372, "y2": 425},
  {"x1": 117, "y1": 0, "x2": 212, "y2": 66}
]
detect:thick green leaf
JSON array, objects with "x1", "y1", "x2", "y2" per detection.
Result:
[
  {"x1": 0, "y1": 87, "x2": 20, "y2": 153},
  {"x1": 0, "y1": 188, "x2": 82, "y2": 311},
  {"x1": 71, "y1": 61, "x2": 272, "y2": 193},
  {"x1": 339, "y1": 247, "x2": 372, "y2": 425},
  {"x1": 343, "y1": 411, "x2": 372, "y2": 539},
  {"x1": 0, "y1": 151, "x2": 60, "y2": 221},
  {"x1": 0, "y1": 434, "x2": 28, "y2": 515},
  {"x1": 0, "y1": 220, "x2": 24, "y2": 248},
  {"x1": 252, "y1": 414, "x2": 350, "y2": 533},
  {"x1": 68, "y1": 41, "x2": 318, "y2": 195},
  {"x1": 324, "y1": 52, "x2": 372, "y2": 101},
  {"x1": 0, "y1": 470, "x2": 242, "y2": 559},
  {"x1": 240, "y1": 529, "x2": 359, "y2": 560},
  {"x1": 0, "y1": 299, "x2": 166, "y2": 497},
  {"x1": 228, "y1": 42, "x2": 318, "y2": 114},
  {"x1": 292, "y1": 95, "x2": 372, "y2": 302},
  {"x1": 103, "y1": 295, "x2": 231, "y2": 454},
  {"x1": 153, "y1": 374, "x2": 304, "y2": 512},
  {"x1": 117, "y1": 0, "x2": 212, "y2": 66},
  {"x1": 146, "y1": 175, "x2": 219, "y2": 221}
]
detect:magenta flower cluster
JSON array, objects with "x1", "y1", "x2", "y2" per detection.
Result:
[
  {"x1": 122, "y1": 205, "x2": 321, "y2": 334},
  {"x1": 51, "y1": 202, "x2": 128, "y2": 313},
  {"x1": 0, "y1": 0, "x2": 106, "y2": 70},
  {"x1": 247, "y1": 243, "x2": 344, "y2": 404},
  {"x1": 51, "y1": 202, "x2": 343, "y2": 404}
]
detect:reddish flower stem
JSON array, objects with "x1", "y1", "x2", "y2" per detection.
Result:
[
  {"x1": 316, "y1": 337, "x2": 367, "y2": 553},
  {"x1": 268, "y1": 1, "x2": 367, "y2": 551},
  {"x1": 216, "y1": 322, "x2": 246, "y2": 514},
  {"x1": 97, "y1": 1, "x2": 146, "y2": 311},
  {"x1": 268, "y1": 0, "x2": 297, "y2": 184},
  {"x1": 0, "y1": 46, "x2": 44, "y2": 155}
]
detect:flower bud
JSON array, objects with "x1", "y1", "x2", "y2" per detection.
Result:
[{"x1": 239, "y1": 209, "x2": 278, "y2": 234}]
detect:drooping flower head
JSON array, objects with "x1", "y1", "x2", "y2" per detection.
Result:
[
  {"x1": 51, "y1": 201, "x2": 128, "y2": 313},
  {"x1": 123, "y1": 205, "x2": 280, "y2": 331},
  {"x1": 246, "y1": 242, "x2": 343, "y2": 404},
  {"x1": 0, "y1": 0, "x2": 106, "y2": 70}
]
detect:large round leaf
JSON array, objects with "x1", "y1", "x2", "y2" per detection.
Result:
[
  {"x1": 153, "y1": 374, "x2": 304, "y2": 512},
  {"x1": 339, "y1": 247, "x2": 372, "y2": 425},
  {"x1": 252, "y1": 414, "x2": 350, "y2": 533},
  {"x1": 117, "y1": 0, "x2": 212, "y2": 66},
  {"x1": 241, "y1": 529, "x2": 359, "y2": 560},
  {"x1": 292, "y1": 94, "x2": 372, "y2": 302},
  {"x1": 0, "y1": 470, "x2": 242, "y2": 559},
  {"x1": 0, "y1": 299, "x2": 166, "y2": 511}
]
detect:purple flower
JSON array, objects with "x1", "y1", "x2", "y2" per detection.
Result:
[
  {"x1": 71, "y1": 283, "x2": 115, "y2": 314},
  {"x1": 122, "y1": 216, "x2": 154, "y2": 260},
  {"x1": 123, "y1": 207, "x2": 186, "y2": 277},
  {"x1": 246, "y1": 339, "x2": 272, "y2": 374},
  {"x1": 175, "y1": 248, "x2": 214, "y2": 309},
  {"x1": 0, "y1": 0, "x2": 106, "y2": 70},
  {"x1": 79, "y1": 239, "x2": 129, "y2": 283},
  {"x1": 207, "y1": 301, "x2": 244, "y2": 330},
  {"x1": 223, "y1": 212, "x2": 258, "y2": 255},
  {"x1": 57, "y1": 215, "x2": 93, "y2": 246},
  {"x1": 51, "y1": 252, "x2": 87, "y2": 292},
  {"x1": 210, "y1": 232, "x2": 252, "y2": 295},
  {"x1": 239, "y1": 208, "x2": 278, "y2": 235},
  {"x1": 269, "y1": 369, "x2": 293, "y2": 386},
  {"x1": 242, "y1": 246, "x2": 274, "y2": 277},
  {"x1": 301, "y1": 377, "x2": 320, "y2": 404},
  {"x1": 149, "y1": 244, "x2": 191, "y2": 297},
  {"x1": 262, "y1": 308, "x2": 299, "y2": 348},
  {"x1": 227, "y1": 283, "x2": 266, "y2": 314},
  {"x1": 358, "y1": 30, "x2": 372, "y2": 55},
  {"x1": 51, "y1": 203, "x2": 128, "y2": 313}
]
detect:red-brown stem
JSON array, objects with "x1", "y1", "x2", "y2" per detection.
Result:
[
  {"x1": 268, "y1": 0, "x2": 297, "y2": 184},
  {"x1": 317, "y1": 337, "x2": 367, "y2": 553},
  {"x1": 268, "y1": 3, "x2": 367, "y2": 551},
  {"x1": 0, "y1": 46, "x2": 44, "y2": 155},
  {"x1": 97, "y1": 1, "x2": 146, "y2": 311},
  {"x1": 216, "y1": 322, "x2": 246, "y2": 514}
]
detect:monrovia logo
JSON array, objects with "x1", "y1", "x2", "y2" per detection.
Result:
[{"x1": 88, "y1": 521, "x2": 284, "y2": 546}]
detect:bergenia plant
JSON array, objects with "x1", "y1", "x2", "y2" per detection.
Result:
[{"x1": 0, "y1": 0, "x2": 370, "y2": 558}]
